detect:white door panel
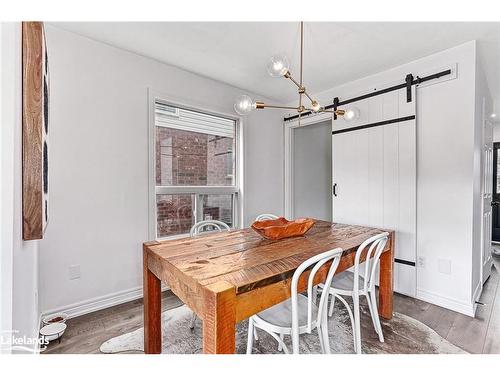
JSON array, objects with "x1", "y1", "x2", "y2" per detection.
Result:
[
  {"x1": 368, "y1": 128, "x2": 384, "y2": 227},
  {"x1": 383, "y1": 91, "x2": 399, "y2": 119},
  {"x1": 395, "y1": 264, "x2": 416, "y2": 297},
  {"x1": 333, "y1": 131, "x2": 370, "y2": 225},
  {"x1": 332, "y1": 86, "x2": 416, "y2": 297},
  {"x1": 382, "y1": 123, "x2": 399, "y2": 232},
  {"x1": 396, "y1": 120, "x2": 417, "y2": 264}
]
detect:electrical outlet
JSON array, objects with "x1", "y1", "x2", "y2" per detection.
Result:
[
  {"x1": 417, "y1": 256, "x2": 425, "y2": 268},
  {"x1": 438, "y1": 258, "x2": 452, "y2": 275},
  {"x1": 69, "y1": 264, "x2": 81, "y2": 280}
]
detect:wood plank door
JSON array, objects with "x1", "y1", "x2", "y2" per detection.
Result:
[{"x1": 332, "y1": 86, "x2": 416, "y2": 297}]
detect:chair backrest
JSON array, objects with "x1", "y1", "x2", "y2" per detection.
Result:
[
  {"x1": 189, "y1": 220, "x2": 230, "y2": 237},
  {"x1": 254, "y1": 213, "x2": 279, "y2": 221},
  {"x1": 353, "y1": 232, "x2": 390, "y2": 292},
  {"x1": 290, "y1": 247, "x2": 343, "y2": 354}
]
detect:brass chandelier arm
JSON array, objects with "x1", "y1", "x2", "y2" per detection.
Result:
[
  {"x1": 255, "y1": 105, "x2": 347, "y2": 116},
  {"x1": 255, "y1": 102, "x2": 300, "y2": 111},
  {"x1": 238, "y1": 22, "x2": 334, "y2": 118},
  {"x1": 320, "y1": 109, "x2": 346, "y2": 116},
  {"x1": 284, "y1": 73, "x2": 317, "y2": 107},
  {"x1": 285, "y1": 72, "x2": 301, "y2": 88},
  {"x1": 303, "y1": 90, "x2": 314, "y2": 103},
  {"x1": 300, "y1": 21, "x2": 304, "y2": 87},
  {"x1": 299, "y1": 89, "x2": 303, "y2": 112}
]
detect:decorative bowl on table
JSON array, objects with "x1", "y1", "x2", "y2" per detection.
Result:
[{"x1": 251, "y1": 217, "x2": 315, "y2": 240}]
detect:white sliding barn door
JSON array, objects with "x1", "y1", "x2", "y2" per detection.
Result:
[{"x1": 332, "y1": 87, "x2": 417, "y2": 297}]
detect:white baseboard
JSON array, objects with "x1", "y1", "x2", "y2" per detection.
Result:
[
  {"x1": 41, "y1": 285, "x2": 169, "y2": 320},
  {"x1": 416, "y1": 289, "x2": 474, "y2": 317}
]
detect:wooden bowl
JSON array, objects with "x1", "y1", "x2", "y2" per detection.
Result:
[{"x1": 251, "y1": 217, "x2": 315, "y2": 241}]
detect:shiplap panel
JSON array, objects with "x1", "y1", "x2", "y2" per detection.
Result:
[
  {"x1": 332, "y1": 86, "x2": 416, "y2": 296},
  {"x1": 333, "y1": 131, "x2": 366, "y2": 225},
  {"x1": 368, "y1": 96, "x2": 384, "y2": 228}
]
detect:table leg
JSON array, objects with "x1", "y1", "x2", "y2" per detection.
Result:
[
  {"x1": 378, "y1": 232, "x2": 394, "y2": 320},
  {"x1": 143, "y1": 249, "x2": 162, "y2": 354},
  {"x1": 202, "y1": 281, "x2": 236, "y2": 354}
]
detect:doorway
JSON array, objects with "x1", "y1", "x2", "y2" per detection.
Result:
[{"x1": 292, "y1": 120, "x2": 332, "y2": 220}]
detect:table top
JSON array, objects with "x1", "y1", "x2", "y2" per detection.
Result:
[{"x1": 144, "y1": 220, "x2": 390, "y2": 295}]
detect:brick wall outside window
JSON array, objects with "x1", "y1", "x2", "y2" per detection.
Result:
[{"x1": 155, "y1": 127, "x2": 235, "y2": 237}]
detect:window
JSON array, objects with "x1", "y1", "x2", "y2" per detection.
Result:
[{"x1": 151, "y1": 99, "x2": 240, "y2": 239}]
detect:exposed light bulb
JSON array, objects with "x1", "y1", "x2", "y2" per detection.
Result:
[
  {"x1": 234, "y1": 95, "x2": 256, "y2": 116},
  {"x1": 491, "y1": 113, "x2": 497, "y2": 119},
  {"x1": 343, "y1": 107, "x2": 360, "y2": 122},
  {"x1": 267, "y1": 54, "x2": 290, "y2": 78}
]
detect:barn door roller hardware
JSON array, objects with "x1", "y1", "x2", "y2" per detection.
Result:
[
  {"x1": 283, "y1": 68, "x2": 452, "y2": 122},
  {"x1": 405, "y1": 74, "x2": 413, "y2": 102},
  {"x1": 333, "y1": 97, "x2": 340, "y2": 120}
]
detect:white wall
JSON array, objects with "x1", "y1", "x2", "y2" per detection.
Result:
[
  {"x1": 285, "y1": 41, "x2": 481, "y2": 315},
  {"x1": 0, "y1": 21, "x2": 14, "y2": 353},
  {"x1": 472, "y1": 52, "x2": 494, "y2": 302},
  {"x1": 39, "y1": 25, "x2": 284, "y2": 316},
  {"x1": 1, "y1": 22, "x2": 40, "y2": 352}
]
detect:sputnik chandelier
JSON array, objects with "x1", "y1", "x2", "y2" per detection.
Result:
[{"x1": 234, "y1": 22, "x2": 359, "y2": 123}]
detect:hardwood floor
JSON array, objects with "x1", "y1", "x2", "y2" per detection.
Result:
[
  {"x1": 42, "y1": 292, "x2": 183, "y2": 354},
  {"x1": 395, "y1": 254, "x2": 500, "y2": 354},
  {"x1": 42, "y1": 255, "x2": 500, "y2": 354}
]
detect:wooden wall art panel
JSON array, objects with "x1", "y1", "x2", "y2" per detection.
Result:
[{"x1": 22, "y1": 21, "x2": 49, "y2": 240}]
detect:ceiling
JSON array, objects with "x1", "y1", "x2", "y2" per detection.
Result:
[{"x1": 52, "y1": 22, "x2": 500, "y2": 107}]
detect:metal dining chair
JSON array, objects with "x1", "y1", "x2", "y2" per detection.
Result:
[
  {"x1": 255, "y1": 213, "x2": 279, "y2": 221},
  {"x1": 320, "y1": 232, "x2": 389, "y2": 354},
  {"x1": 246, "y1": 247, "x2": 344, "y2": 354},
  {"x1": 189, "y1": 219, "x2": 230, "y2": 237},
  {"x1": 188, "y1": 220, "x2": 230, "y2": 329}
]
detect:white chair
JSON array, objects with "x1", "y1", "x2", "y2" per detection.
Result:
[
  {"x1": 189, "y1": 219, "x2": 230, "y2": 237},
  {"x1": 255, "y1": 213, "x2": 279, "y2": 221},
  {"x1": 246, "y1": 247, "x2": 343, "y2": 354},
  {"x1": 188, "y1": 220, "x2": 230, "y2": 329},
  {"x1": 322, "y1": 232, "x2": 389, "y2": 354}
]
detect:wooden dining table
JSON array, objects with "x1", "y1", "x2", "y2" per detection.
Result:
[{"x1": 143, "y1": 220, "x2": 394, "y2": 354}]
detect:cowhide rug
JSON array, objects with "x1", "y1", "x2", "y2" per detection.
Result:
[{"x1": 100, "y1": 303, "x2": 466, "y2": 354}]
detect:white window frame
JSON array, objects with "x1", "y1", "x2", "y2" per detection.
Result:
[{"x1": 148, "y1": 89, "x2": 243, "y2": 240}]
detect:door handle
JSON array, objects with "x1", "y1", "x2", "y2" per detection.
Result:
[{"x1": 332, "y1": 183, "x2": 337, "y2": 197}]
